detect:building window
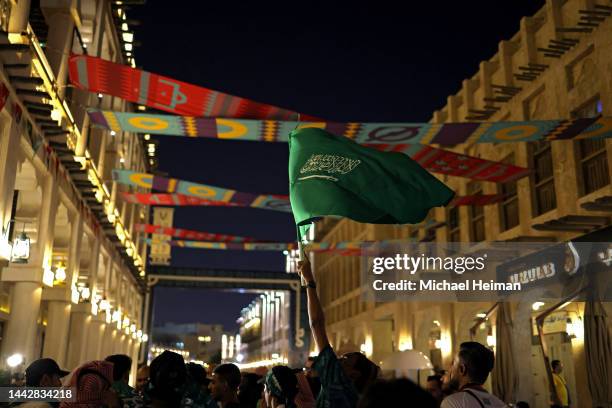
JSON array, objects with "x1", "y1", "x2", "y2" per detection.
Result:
[
  {"x1": 530, "y1": 141, "x2": 557, "y2": 216},
  {"x1": 468, "y1": 182, "x2": 485, "y2": 241},
  {"x1": 574, "y1": 99, "x2": 608, "y2": 196},
  {"x1": 447, "y1": 206, "x2": 460, "y2": 242},
  {"x1": 499, "y1": 154, "x2": 519, "y2": 230}
]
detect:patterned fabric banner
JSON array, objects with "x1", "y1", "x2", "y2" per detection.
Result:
[
  {"x1": 110, "y1": 146, "x2": 526, "y2": 187},
  {"x1": 69, "y1": 55, "x2": 319, "y2": 120},
  {"x1": 145, "y1": 238, "x2": 296, "y2": 251},
  {"x1": 123, "y1": 192, "x2": 500, "y2": 209},
  {"x1": 113, "y1": 170, "x2": 291, "y2": 212},
  {"x1": 88, "y1": 110, "x2": 611, "y2": 145},
  {"x1": 371, "y1": 144, "x2": 528, "y2": 182},
  {"x1": 144, "y1": 238, "x2": 416, "y2": 256},
  {"x1": 121, "y1": 192, "x2": 243, "y2": 207},
  {"x1": 136, "y1": 223, "x2": 262, "y2": 242}
]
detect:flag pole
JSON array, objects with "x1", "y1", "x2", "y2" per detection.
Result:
[{"x1": 298, "y1": 241, "x2": 307, "y2": 286}]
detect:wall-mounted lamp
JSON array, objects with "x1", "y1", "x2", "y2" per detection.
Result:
[
  {"x1": 76, "y1": 283, "x2": 91, "y2": 302},
  {"x1": 11, "y1": 224, "x2": 30, "y2": 264},
  {"x1": 54, "y1": 262, "x2": 67, "y2": 283}
]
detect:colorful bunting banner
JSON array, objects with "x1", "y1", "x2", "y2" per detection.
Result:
[
  {"x1": 110, "y1": 145, "x2": 526, "y2": 187},
  {"x1": 88, "y1": 109, "x2": 612, "y2": 145},
  {"x1": 121, "y1": 192, "x2": 243, "y2": 207},
  {"x1": 371, "y1": 144, "x2": 529, "y2": 182},
  {"x1": 69, "y1": 55, "x2": 319, "y2": 120},
  {"x1": 113, "y1": 170, "x2": 291, "y2": 212},
  {"x1": 136, "y1": 223, "x2": 263, "y2": 242},
  {"x1": 123, "y1": 192, "x2": 501, "y2": 209},
  {"x1": 144, "y1": 238, "x2": 418, "y2": 256},
  {"x1": 145, "y1": 238, "x2": 296, "y2": 251}
]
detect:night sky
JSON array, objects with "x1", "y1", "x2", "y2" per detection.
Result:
[{"x1": 129, "y1": 1, "x2": 545, "y2": 331}]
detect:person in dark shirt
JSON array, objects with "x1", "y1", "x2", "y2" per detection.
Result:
[
  {"x1": 210, "y1": 363, "x2": 241, "y2": 408},
  {"x1": 357, "y1": 378, "x2": 438, "y2": 408},
  {"x1": 145, "y1": 350, "x2": 187, "y2": 408},
  {"x1": 238, "y1": 373, "x2": 263, "y2": 408},
  {"x1": 304, "y1": 357, "x2": 321, "y2": 398},
  {"x1": 298, "y1": 260, "x2": 379, "y2": 408}
]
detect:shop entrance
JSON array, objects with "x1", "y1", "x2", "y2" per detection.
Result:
[{"x1": 531, "y1": 312, "x2": 578, "y2": 408}]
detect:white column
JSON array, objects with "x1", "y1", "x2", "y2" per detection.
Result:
[
  {"x1": 118, "y1": 333, "x2": 128, "y2": 356},
  {"x1": 88, "y1": 238, "x2": 100, "y2": 304},
  {"x1": 32, "y1": 174, "x2": 59, "y2": 270},
  {"x1": 66, "y1": 213, "x2": 83, "y2": 295},
  {"x1": 1, "y1": 173, "x2": 58, "y2": 364},
  {"x1": 85, "y1": 315, "x2": 106, "y2": 361},
  {"x1": 42, "y1": 295, "x2": 71, "y2": 366},
  {"x1": 129, "y1": 339, "x2": 140, "y2": 386},
  {"x1": 1, "y1": 280, "x2": 42, "y2": 364},
  {"x1": 102, "y1": 323, "x2": 118, "y2": 358},
  {"x1": 66, "y1": 303, "x2": 91, "y2": 370}
]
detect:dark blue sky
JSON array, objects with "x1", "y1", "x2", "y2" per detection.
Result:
[{"x1": 130, "y1": 1, "x2": 545, "y2": 330}]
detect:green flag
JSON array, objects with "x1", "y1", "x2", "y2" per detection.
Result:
[{"x1": 289, "y1": 128, "x2": 455, "y2": 239}]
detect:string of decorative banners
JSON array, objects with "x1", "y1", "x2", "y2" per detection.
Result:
[
  {"x1": 135, "y1": 224, "x2": 265, "y2": 242},
  {"x1": 113, "y1": 148, "x2": 526, "y2": 184},
  {"x1": 88, "y1": 110, "x2": 611, "y2": 146},
  {"x1": 94, "y1": 111, "x2": 529, "y2": 182},
  {"x1": 121, "y1": 192, "x2": 244, "y2": 207},
  {"x1": 121, "y1": 192, "x2": 245, "y2": 207},
  {"x1": 68, "y1": 54, "x2": 320, "y2": 121},
  {"x1": 122, "y1": 192, "x2": 505, "y2": 208},
  {"x1": 113, "y1": 169, "x2": 292, "y2": 212},
  {"x1": 143, "y1": 237, "x2": 452, "y2": 256},
  {"x1": 143, "y1": 238, "x2": 405, "y2": 256}
]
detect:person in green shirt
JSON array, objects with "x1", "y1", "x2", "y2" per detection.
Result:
[
  {"x1": 298, "y1": 260, "x2": 379, "y2": 408},
  {"x1": 105, "y1": 354, "x2": 145, "y2": 408}
]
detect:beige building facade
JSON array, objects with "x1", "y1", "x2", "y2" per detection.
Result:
[
  {"x1": 0, "y1": 0, "x2": 150, "y2": 379},
  {"x1": 309, "y1": 1, "x2": 612, "y2": 407}
]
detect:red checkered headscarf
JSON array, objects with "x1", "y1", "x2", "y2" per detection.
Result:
[{"x1": 60, "y1": 360, "x2": 114, "y2": 407}]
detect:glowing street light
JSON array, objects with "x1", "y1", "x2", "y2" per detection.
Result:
[{"x1": 7, "y1": 353, "x2": 23, "y2": 368}]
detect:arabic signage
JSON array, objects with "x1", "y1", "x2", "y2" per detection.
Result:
[
  {"x1": 496, "y1": 229, "x2": 612, "y2": 298},
  {"x1": 149, "y1": 207, "x2": 173, "y2": 265}
]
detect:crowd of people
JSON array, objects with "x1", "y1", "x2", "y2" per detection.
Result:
[{"x1": 10, "y1": 260, "x2": 543, "y2": 408}]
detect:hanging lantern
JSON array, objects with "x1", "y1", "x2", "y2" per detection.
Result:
[{"x1": 11, "y1": 230, "x2": 30, "y2": 264}]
